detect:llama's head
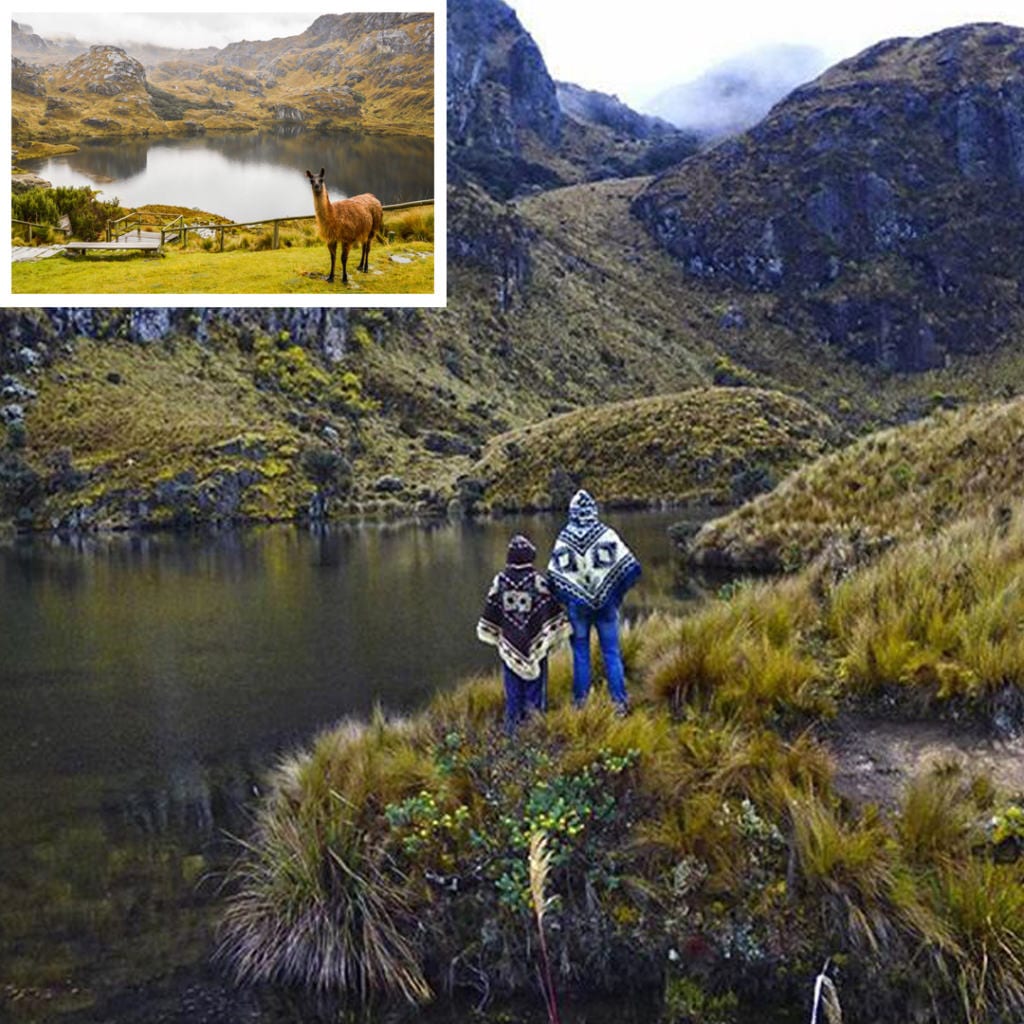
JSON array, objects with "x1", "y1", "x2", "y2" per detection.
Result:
[{"x1": 305, "y1": 168, "x2": 326, "y2": 198}]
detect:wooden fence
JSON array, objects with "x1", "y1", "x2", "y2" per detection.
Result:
[
  {"x1": 12, "y1": 219, "x2": 70, "y2": 244},
  {"x1": 105, "y1": 198, "x2": 433, "y2": 252}
]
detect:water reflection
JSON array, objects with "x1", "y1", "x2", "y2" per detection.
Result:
[
  {"x1": 0, "y1": 513, "x2": 728, "y2": 1023},
  {"x1": 22, "y1": 131, "x2": 434, "y2": 221}
]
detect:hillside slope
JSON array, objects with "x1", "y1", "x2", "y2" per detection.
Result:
[
  {"x1": 688, "y1": 394, "x2": 1024, "y2": 570},
  {"x1": 12, "y1": 14, "x2": 434, "y2": 142},
  {"x1": 633, "y1": 23, "x2": 1024, "y2": 371},
  {"x1": 470, "y1": 388, "x2": 837, "y2": 511}
]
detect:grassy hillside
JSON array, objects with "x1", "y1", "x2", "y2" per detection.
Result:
[
  {"x1": 689, "y1": 395, "x2": 1024, "y2": 571},
  {"x1": 222, "y1": 506, "x2": 1024, "y2": 1021},
  {"x1": 11, "y1": 240, "x2": 433, "y2": 295},
  {"x1": 13, "y1": 16, "x2": 434, "y2": 143},
  {"x1": 471, "y1": 387, "x2": 837, "y2": 511}
]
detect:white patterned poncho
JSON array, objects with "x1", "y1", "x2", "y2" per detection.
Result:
[{"x1": 547, "y1": 490, "x2": 641, "y2": 611}]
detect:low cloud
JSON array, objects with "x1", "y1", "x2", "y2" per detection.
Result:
[{"x1": 15, "y1": 13, "x2": 317, "y2": 51}]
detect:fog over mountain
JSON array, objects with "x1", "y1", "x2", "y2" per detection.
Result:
[{"x1": 645, "y1": 43, "x2": 829, "y2": 139}]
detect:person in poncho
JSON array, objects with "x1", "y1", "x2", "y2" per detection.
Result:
[
  {"x1": 477, "y1": 534, "x2": 571, "y2": 733},
  {"x1": 547, "y1": 490, "x2": 641, "y2": 712}
]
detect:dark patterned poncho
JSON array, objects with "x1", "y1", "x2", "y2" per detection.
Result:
[
  {"x1": 477, "y1": 535, "x2": 570, "y2": 679},
  {"x1": 547, "y1": 490, "x2": 641, "y2": 610}
]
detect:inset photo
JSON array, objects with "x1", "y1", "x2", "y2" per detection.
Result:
[{"x1": 7, "y1": 6, "x2": 442, "y2": 306}]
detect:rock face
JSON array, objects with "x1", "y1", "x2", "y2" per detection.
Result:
[
  {"x1": 2, "y1": 309, "x2": 352, "y2": 366},
  {"x1": 557, "y1": 82, "x2": 676, "y2": 141},
  {"x1": 633, "y1": 23, "x2": 1024, "y2": 370},
  {"x1": 447, "y1": 0, "x2": 563, "y2": 196},
  {"x1": 447, "y1": 0, "x2": 697, "y2": 198},
  {"x1": 12, "y1": 56, "x2": 45, "y2": 96},
  {"x1": 58, "y1": 46, "x2": 149, "y2": 97}
]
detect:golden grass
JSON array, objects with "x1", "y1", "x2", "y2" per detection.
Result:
[
  {"x1": 691, "y1": 395, "x2": 1024, "y2": 571},
  {"x1": 471, "y1": 387, "x2": 836, "y2": 511}
]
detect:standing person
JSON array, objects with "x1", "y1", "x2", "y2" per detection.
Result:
[
  {"x1": 547, "y1": 490, "x2": 641, "y2": 713},
  {"x1": 477, "y1": 534, "x2": 571, "y2": 733}
]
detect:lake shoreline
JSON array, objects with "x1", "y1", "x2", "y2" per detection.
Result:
[{"x1": 222, "y1": 513, "x2": 1024, "y2": 1022}]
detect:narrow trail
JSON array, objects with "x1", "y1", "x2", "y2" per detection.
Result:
[{"x1": 828, "y1": 713, "x2": 1024, "y2": 806}]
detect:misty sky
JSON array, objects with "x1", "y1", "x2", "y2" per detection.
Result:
[
  {"x1": 13, "y1": 13, "x2": 318, "y2": 50},
  {"x1": 508, "y1": 0, "x2": 1024, "y2": 108}
]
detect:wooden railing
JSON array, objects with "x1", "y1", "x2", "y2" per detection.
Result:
[
  {"x1": 106, "y1": 212, "x2": 185, "y2": 244},
  {"x1": 12, "y1": 219, "x2": 69, "y2": 244},
  {"x1": 105, "y1": 199, "x2": 433, "y2": 252}
]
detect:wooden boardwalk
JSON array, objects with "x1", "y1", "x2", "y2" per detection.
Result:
[
  {"x1": 12, "y1": 245, "x2": 67, "y2": 263},
  {"x1": 113, "y1": 228, "x2": 179, "y2": 245}
]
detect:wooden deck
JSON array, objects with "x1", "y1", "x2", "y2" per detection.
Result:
[
  {"x1": 66, "y1": 238, "x2": 162, "y2": 257},
  {"x1": 12, "y1": 245, "x2": 67, "y2": 263},
  {"x1": 113, "y1": 228, "x2": 179, "y2": 245}
]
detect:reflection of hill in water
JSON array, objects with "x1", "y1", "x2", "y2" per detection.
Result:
[
  {"x1": 70, "y1": 138, "x2": 151, "y2": 179},
  {"x1": 60, "y1": 131, "x2": 433, "y2": 207}
]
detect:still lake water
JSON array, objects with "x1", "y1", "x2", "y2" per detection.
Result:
[
  {"x1": 21, "y1": 130, "x2": 434, "y2": 222},
  {"x1": 0, "y1": 511, "x2": 734, "y2": 1023}
]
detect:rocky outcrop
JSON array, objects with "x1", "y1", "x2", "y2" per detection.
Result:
[
  {"x1": 447, "y1": 0, "x2": 564, "y2": 197},
  {"x1": 448, "y1": 182, "x2": 533, "y2": 311},
  {"x1": 58, "y1": 46, "x2": 149, "y2": 97},
  {"x1": 633, "y1": 23, "x2": 1024, "y2": 370},
  {"x1": 12, "y1": 56, "x2": 45, "y2": 96},
  {"x1": 557, "y1": 82, "x2": 676, "y2": 141},
  {"x1": 24, "y1": 309, "x2": 352, "y2": 364}
]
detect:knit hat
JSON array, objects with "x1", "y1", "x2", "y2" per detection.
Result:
[
  {"x1": 567, "y1": 489, "x2": 599, "y2": 530},
  {"x1": 507, "y1": 534, "x2": 536, "y2": 566}
]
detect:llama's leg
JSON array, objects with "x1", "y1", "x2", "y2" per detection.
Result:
[
  {"x1": 341, "y1": 243, "x2": 350, "y2": 284},
  {"x1": 327, "y1": 241, "x2": 337, "y2": 283},
  {"x1": 363, "y1": 238, "x2": 371, "y2": 272}
]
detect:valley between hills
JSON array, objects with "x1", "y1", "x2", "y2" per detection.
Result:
[{"x1": 4, "y1": 4, "x2": 1024, "y2": 1023}]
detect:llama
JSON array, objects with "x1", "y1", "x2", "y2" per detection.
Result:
[
  {"x1": 348, "y1": 193, "x2": 384, "y2": 272},
  {"x1": 305, "y1": 168, "x2": 376, "y2": 284}
]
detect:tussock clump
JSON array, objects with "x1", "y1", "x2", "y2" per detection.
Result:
[
  {"x1": 223, "y1": 577, "x2": 1024, "y2": 1018},
  {"x1": 471, "y1": 387, "x2": 835, "y2": 512},
  {"x1": 691, "y1": 395, "x2": 1024, "y2": 572}
]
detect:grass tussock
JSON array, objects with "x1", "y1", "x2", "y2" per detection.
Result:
[
  {"x1": 471, "y1": 387, "x2": 836, "y2": 512},
  {"x1": 223, "y1": 566, "x2": 1024, "y2": 1018},
  {"x1": 691, "y1": 395, "x2": 1024, "y2": 571}
]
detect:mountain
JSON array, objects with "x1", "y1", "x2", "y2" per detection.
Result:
[
  {"x1": 8, "y1": 5, "x2": 1024, "y2": 531},
  {"x1": 11, "y1": 14, "x2": 434, "y2": 141},
  {"x1": 446, "y1": 0, "x2": 697, "y2": 197},
  {"x1": 646, "y1": 44, "x2": 827, "y2": 139},
  {"x1": 632, "y1": 23, "x2": 1024, "y2": 371}
]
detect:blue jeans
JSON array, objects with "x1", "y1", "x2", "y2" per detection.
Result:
[
  {"x1": 503, "y1": 659, "x2": 548, "y2": 733},
  {"x1": 568, "y1": 602, "x2": 627, "y2": 707}
]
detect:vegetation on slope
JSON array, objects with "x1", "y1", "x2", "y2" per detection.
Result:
[
  {"x1": 471, "y1": 387, "x2": 837, "y2": 512},
  {"x1": 13, "y1": 15, "x2": 434, "y2": 143},
  {"x1": 222, "y1": 509, "x2": 1024, "y2": 1022},
  {"x1": 689, "y1": 395, "x2": 1024, "y2": 571}
]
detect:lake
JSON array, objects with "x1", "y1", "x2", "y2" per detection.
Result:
[
  {"x1": 20, "y1": 130, "x2": 434, "y2": 222},
  {"x1": 0, "y1": 511, "x2": 732, "y2": 1023}
]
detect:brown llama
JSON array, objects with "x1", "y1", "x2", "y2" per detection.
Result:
[
  {"x1": 305, "y1": 168, "x2": 375, "y2": 284},
  {"x1": 349, "y1": 193, "x2": 384, "y2": 272}
]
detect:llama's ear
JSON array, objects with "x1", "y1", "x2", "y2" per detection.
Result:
[
  {"x1": 305, "y1": 169, "x2": 314, "y2": 180},
  {"x1": 319, "y1": 168, "x2": 325, "y2": 180}
]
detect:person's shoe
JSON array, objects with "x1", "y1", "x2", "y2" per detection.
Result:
[{"x1": 613, "y1": 701, "x2": 630, "y2": 718}]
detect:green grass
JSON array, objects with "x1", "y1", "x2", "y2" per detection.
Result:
[
  {"x1": 690, "y1": 395, "x2": 1024, "y2": 571},
  {"x1": 12, "y1": 240, "x2": 434, "y2": 295},
  {"x1": 223, "y1": 555, "x2": 1024, "y2": 1018},
  {"x1": 471, "y1": 387, "x2": 837, "y2": 511}
]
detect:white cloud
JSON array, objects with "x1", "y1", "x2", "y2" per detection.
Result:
[
  {"x1": 506, "y1": 0, "x2": 1024, "y2": 108},
  {"x1": 14, "y1": 12, "x2": 319, "y2": 50}
]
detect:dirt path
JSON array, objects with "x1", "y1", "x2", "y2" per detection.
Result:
[{"x1": 827, "y1": 713, "x2": 1024, "y2": 807}]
